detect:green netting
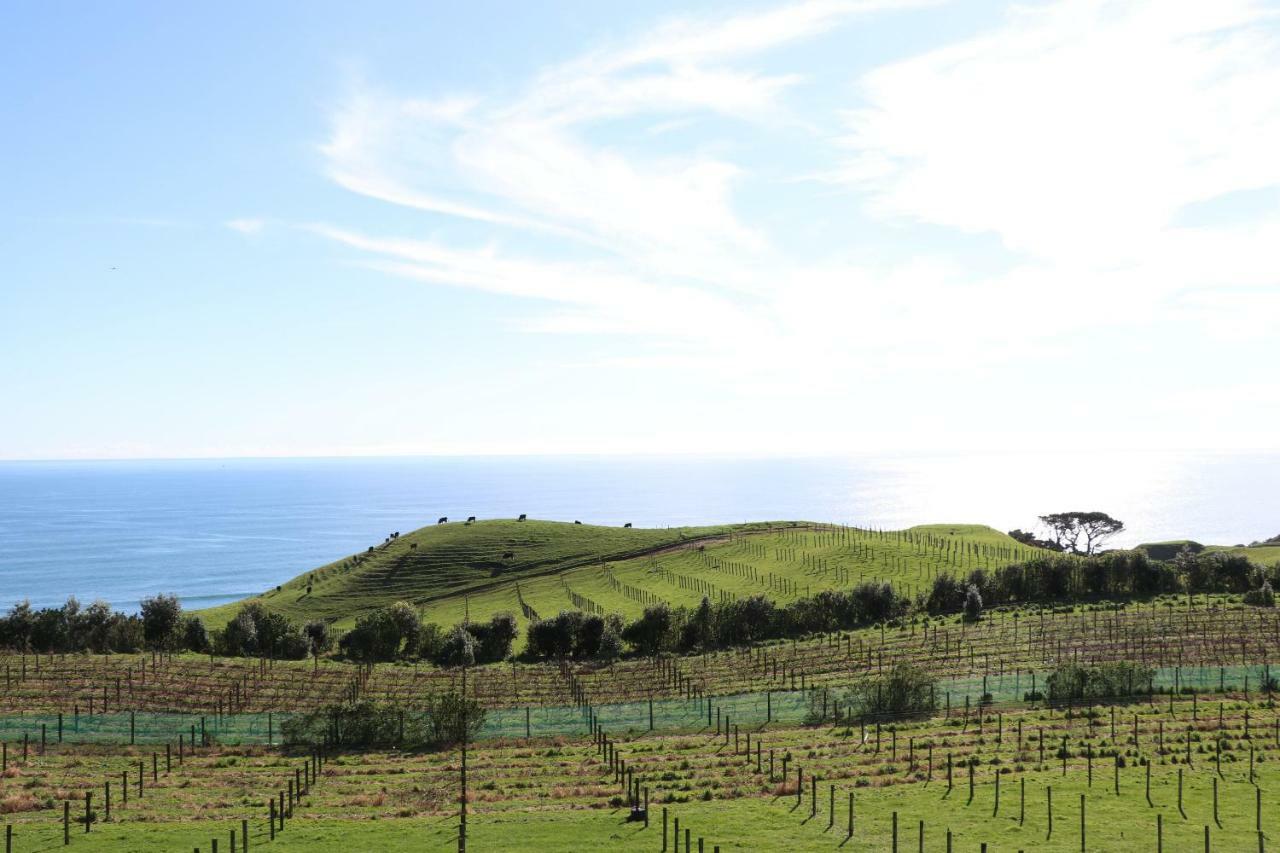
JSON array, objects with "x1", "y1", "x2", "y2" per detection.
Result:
[
  {"x1": 0, "y1": 711, "x2": 286, "y2": 746},
  {"x1": 935, "y1": 663, "x2": 1276, "y2": 706},
  {"x1": 0, "y1": 664, "x2": 1272, "y2": 747}
]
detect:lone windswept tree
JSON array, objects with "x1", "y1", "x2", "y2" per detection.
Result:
[{"x1": 1038, "y1": 511, "x2": 1125, "y2": 555}]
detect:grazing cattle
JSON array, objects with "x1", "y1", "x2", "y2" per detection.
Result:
[
  {"x1": 502, "y1": 551, "x2": 515, "y2": 559},
  {"x1": 518, "y1": 514, "x2": 527, "y2": 521},
  {"x1": 574, "y1": 520, "x2": 582, "y2": 525},
  {"x1": 410, "y1": 543, "x2": 418, "y2": 550},
  {"x1": 467, "y1": 516, "x2": 476, "y2": 523},
  {"x1": 438, "y1": 517, "x2": 448, "y2": 525},
  {"x1": 624, "y1": 522, "x2": 632, "y2": 528}
]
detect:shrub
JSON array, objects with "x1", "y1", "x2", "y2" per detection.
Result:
[
  {"x1": 963, "y1": 585, "x2": 984, "y2": 622},
  {"x1": 1046, "y1": 662, "x2": 1154, "y2": 702},
  {"x1": 1244, "y1": 580, "x2": 1275, "y2": 608},
  {"x1": 839, "y1": 664, "x2": 938, "y2": 720},
  {"x1": 282, "y1": 694, "x2": 484, "y2": 751},
  {"x1": 437, "y1": 625, "x2": 477, "y2": 668}
]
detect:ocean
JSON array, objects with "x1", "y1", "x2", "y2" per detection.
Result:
[{"x1": 0, "y1": 452, "x2": 1275, "y2": 611}]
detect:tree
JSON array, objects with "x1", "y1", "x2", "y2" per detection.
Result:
[
  {"x1": 1245, "y1": 580, "x2": 1276, "y2": 608},
  {"x1": 1007, "y1": 529, "x2": 1063, "y2": 551},
  {"x1": 140, "y1": 594, "x2": 183, "y2": 650},
  {"x1": 479, "y1": 613, "x2": 517, "y2": 662},
  {"x1": 621, "y1": 603, "x2": 672, "y2": 656},
  {"x1": 963, "y1": 584, "x2": 984, "y2": 622},
  {"x1": 386, "y1": 601, "x2": 422, "y2": 657},
  {"x1": 181, "y1": 616, "x2": 210, "y2": 653},
  {"x1": 304, "y1": 620, "x2": 331, "y2": 655},
  {"x1": 1038, "y1": 512, "x2": 1125, "y2": 555},
  {"x1": 218, "y1": 609, "x2": 259, "y2": 656},
  {"x1": 340, "y1": 609, "x2": 402, "y2": 661},
  {"x1": 597, "y1": 614, "x2": 624, "y2": 662},
  {"x1": 438, "y1": 625, "x2": 476, "y2": 668}
]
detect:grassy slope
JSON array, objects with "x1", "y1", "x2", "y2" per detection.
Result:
[
  {"x1": 197, "y1": 519, "x2": 769, "y2": 629},
  {"x1": 419, "y1": 522, "x2": 1032, "y2": 634},
  {"x1": 1208, "y1": 543, "x2": 1280, "y2": 564},
  {"x1": 1138, "y1": 539, "x2": 1280, "y2": 565}
]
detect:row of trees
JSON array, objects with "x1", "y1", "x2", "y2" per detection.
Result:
[
  {"x1": 0, "y1": 594, "x2": 212, "y2": 655},
  {"x1": 338, "y1": 604, "x2": 518, "y2": 666},
  {"x1": 591, "y1": 581, "x2": 911, "y2": 660},
  {"x1": 924, "y1": 547, "x2": 1278, "y2": 614},
  {"x1": 5, "y1": 545, "x2": 1274, "y2": 662}
]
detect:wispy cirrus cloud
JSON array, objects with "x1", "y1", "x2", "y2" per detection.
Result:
[
  {"x1": 315, "y1": 1, "x2": 934, "y2": 298},
  {"x1": 831, "y1": 0, "x2": 1280, "y2": 266},
  {"x1": 301, "y1": 0, "x2": 1280, "y2": 448}
]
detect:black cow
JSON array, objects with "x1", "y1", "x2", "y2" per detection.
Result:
[
  {"x1": 574, "y1": 520, "x2": 582, "y2": 525},
  {"x1": 502, "y1": 551, "x2": 515, "y2": 559},
  {"x1": 624, "y1": 522, "x2": 632, "y2": 528},
  {"x1": 518, "y1": 514, "x2": 527, "y2": 521},
  {"x1": 438, "y1": 516, "x2": 448, "y2": 525},
  {"x1": 467, "y1": 516, "x2": 476, "y2": 523}
]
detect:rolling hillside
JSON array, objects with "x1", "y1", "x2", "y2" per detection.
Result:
[
  {"x1": 197, "y1": 518, "x2": 767, "y2": 628},
  {"x1": 200, "y1": 519, "x2": 1037, "y2": 637}
]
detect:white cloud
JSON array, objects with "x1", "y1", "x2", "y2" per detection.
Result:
[
  {"x1": 835, "y1": 0, "x2": 1280, "y2": 266},
  {"x1": 316, "y1": 1, "x2": 937, "y2": 291},
  {"x1": 300, "y1": 0, "x2": 1280, "y2": 451}
]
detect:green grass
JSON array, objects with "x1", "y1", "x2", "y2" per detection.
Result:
[
  {"x1": 1209, "y1": 543, "x2": 1280, "y2": 565},
  {"x1": 199, "y1": 519, "x2": 1036, "y2": 636},
  {"x1": 5, "y1": 692, "x2": 1278, "y2": 851},
  {"x1": 198, "y1": 519, "x2": 762, "y2": 629},
  {"x1": 420, "y1": 522, "x2": 1037, "y2": 644},
  {"x1": 199, "y1": 515, "x2": 1276, "y2": 651}
]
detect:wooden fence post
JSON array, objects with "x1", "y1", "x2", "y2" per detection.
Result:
[
  {"x1": 1080, "y1": 793, "x2": 1086, "y2": 853},
  {"x1": 1048, "y1": 785, "x2": 1053, "y2": 837}
]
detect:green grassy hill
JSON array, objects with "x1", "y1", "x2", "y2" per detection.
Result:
[
  {"x1": 198, "y1": 518, "x2": 764, "y2": 628},
  {"x1": 1135, "y1": 539, "x2": 1205, "y2": 560},
  {"x1": 1137, "y1": 538, "x2": 1280, "y2": 564},
  {"x1": 1208, "y1": 542, "x2": 1280, "y2": 564},
  {"x1": 199, "y1": 519, "x2": 1036, "y2": 638}
]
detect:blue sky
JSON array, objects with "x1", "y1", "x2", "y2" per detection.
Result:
[{"x1": 3, "y1": 0, "x2": 1278, "y2": 460}]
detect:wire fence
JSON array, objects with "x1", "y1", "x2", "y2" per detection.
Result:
[{"x1": 0, "y1": 663, "x2": 1272, "y2": 747}]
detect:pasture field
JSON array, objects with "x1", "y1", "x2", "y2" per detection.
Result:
[{"x1": 2, "y1": 687, "x2": 1279, "y2": 851}]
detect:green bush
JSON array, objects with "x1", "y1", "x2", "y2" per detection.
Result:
[
  {"x1": 282, "y1": 693, "x2": 484, "y2": 750},
  {"x1": 1046, "y1": 661, "x2": 1154, "y2": 702},
  {"x1": 836, "y1": 664, "x2": 938, "y2": 720}
]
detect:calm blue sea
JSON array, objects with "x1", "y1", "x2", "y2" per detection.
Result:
[{"x1": 0, "y1": 452, "x2": 1275, "y2": 611}]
